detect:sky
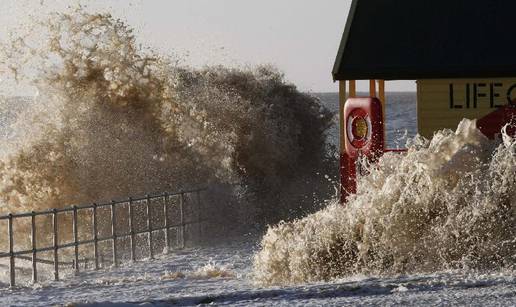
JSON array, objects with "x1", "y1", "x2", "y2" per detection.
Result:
[{"x1": 0, "y1": 0, "x2": 415, "y2": 92}]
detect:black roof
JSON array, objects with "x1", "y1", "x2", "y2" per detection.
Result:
[{"x1": 333, "y1": 0, "x2": 516, "y2": 81}]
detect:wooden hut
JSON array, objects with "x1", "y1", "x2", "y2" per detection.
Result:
[{"x1": 333, "y1": 0, "x2": 516, "y2": 201}]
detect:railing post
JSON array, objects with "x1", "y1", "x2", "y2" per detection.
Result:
[
  {"x1": 8, "y1": 214, "x2": 15, "y2": 288},
  {"x1": 163, "y1": 192, "x2": 169, "y2": 253},
  {"x1": 72, "y1": 206, "x2": 79, "y2": 274},
  {"x1": 146, "y1": 195, "x2": 154, "y2": 259},
  {"x1": 92, "y1": 203, "x2": 99, "y2": 270},
  {"x1": 31, "y1": 211, "x2": 38, "y2": 284},
  {"x1": 111, "y1": 201, "x2": 118, "y2": 267},
  {"x1": 128, "y1": 197, "x2": 136, "y2": 262},
  {"x1": 179, "y1": 193, "x2": 185, "y2": 249},
  {"x1": 52, "y1": 209, "x2": 59, "y2": 281}
]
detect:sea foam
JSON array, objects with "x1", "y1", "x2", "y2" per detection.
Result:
[{"x1": 254, "y1": 120, "x2": 516, "y2": 285}]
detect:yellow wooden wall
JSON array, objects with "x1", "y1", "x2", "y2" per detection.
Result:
[{"x1": 417, "y1": 78, "x2": 516, "y2": 138}]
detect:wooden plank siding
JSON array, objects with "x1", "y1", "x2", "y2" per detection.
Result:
[{"x1": 417, "y1": 78, "x2": 516, "y2": 138}]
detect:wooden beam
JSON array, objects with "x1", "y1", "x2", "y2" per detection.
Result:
[
  {"x1": 378, "y1": 80, "x2": 385, "y2": 104},
  {"x1": 378, "y1": 79, "x2": 386, "y2": 121},
  {"x1": 349, "y1": 80, "x2": 356, "y2": 98},
  {"x1": 369, "y1": 79, "x2": 376, "y2": 97},
  {"x1": 339, "y1": 80, "x2": 347, "y2": 153},
  {"x1": 378, "y1": 80, "x2": 386, "y2": 142}
]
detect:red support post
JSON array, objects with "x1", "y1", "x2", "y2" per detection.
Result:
[
  {"x1": 340, "y1": 152, "x2": 357, "y2": 203},
  {"x1": 340, "y1": 97, "x2": 385, "y2": 205}
]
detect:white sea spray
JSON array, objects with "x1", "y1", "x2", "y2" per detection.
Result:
[
  {"x1": 254, "y1": 120, "x2": 516, "y2": 285},
  {"x1": 0, "y1": 9, "x2": 333, "y2": 247}
]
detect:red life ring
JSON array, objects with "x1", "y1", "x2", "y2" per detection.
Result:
[{"x1": 346, "y1": 108, "x2": 372, "y2": 149}]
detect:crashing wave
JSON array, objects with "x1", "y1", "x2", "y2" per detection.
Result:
[
  {"x1": 0, "y1": 10, "x2": 333, "y2": 221},
  {"x1": 254, "y1": 120, "x2": 516, "y2": 285}
]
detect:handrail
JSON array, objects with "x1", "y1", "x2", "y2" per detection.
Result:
[
  {"x1": 0, "y1": 188, "x2": 206, "y2": 220},
  {"x1": 0, "y1": 188, "x2": 207, "y2": 288}
]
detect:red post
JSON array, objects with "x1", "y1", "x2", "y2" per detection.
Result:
[
  {"x1": 340, "y1": 97, "x2": 385, "y2": 204},
  {"x1": 340, "y1": 152, "x2": 357, "y2": 203}
]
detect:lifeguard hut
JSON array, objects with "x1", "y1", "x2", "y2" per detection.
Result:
[{"x1": 333, "y1": 0, "x2": 516, "y2": 202}]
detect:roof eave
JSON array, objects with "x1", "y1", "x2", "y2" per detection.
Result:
[
  {"x1": 333, "y1": 66, "x2": 516, "y2": 81},
  {"x1": 332, "y1": 0, "x2": 360, "y2": 81}
]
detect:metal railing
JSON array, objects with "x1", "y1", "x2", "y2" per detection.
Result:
[{"x1": 0, "y1": 188, "x2": 206, "y2": 288}]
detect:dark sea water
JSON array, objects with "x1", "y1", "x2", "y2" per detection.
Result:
[{"x1": 315, "y1": 92, "x2": 417, "y2": 149}]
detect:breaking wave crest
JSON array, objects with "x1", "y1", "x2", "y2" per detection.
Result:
[
  {"x1": 254, "y1": 120, "x2": 516, "y2": 285},
  {"x1": 0, "y1": 8, "x2": 334, "y2": 225}
]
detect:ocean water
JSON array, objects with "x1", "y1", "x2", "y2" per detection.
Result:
[{"x1": 315, "y1": 92, "x2": 417, "y2": 149}]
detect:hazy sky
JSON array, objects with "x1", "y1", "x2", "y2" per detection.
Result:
[{"x1": 0, "y1": 0, "x2": 415, "y2": 92}]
